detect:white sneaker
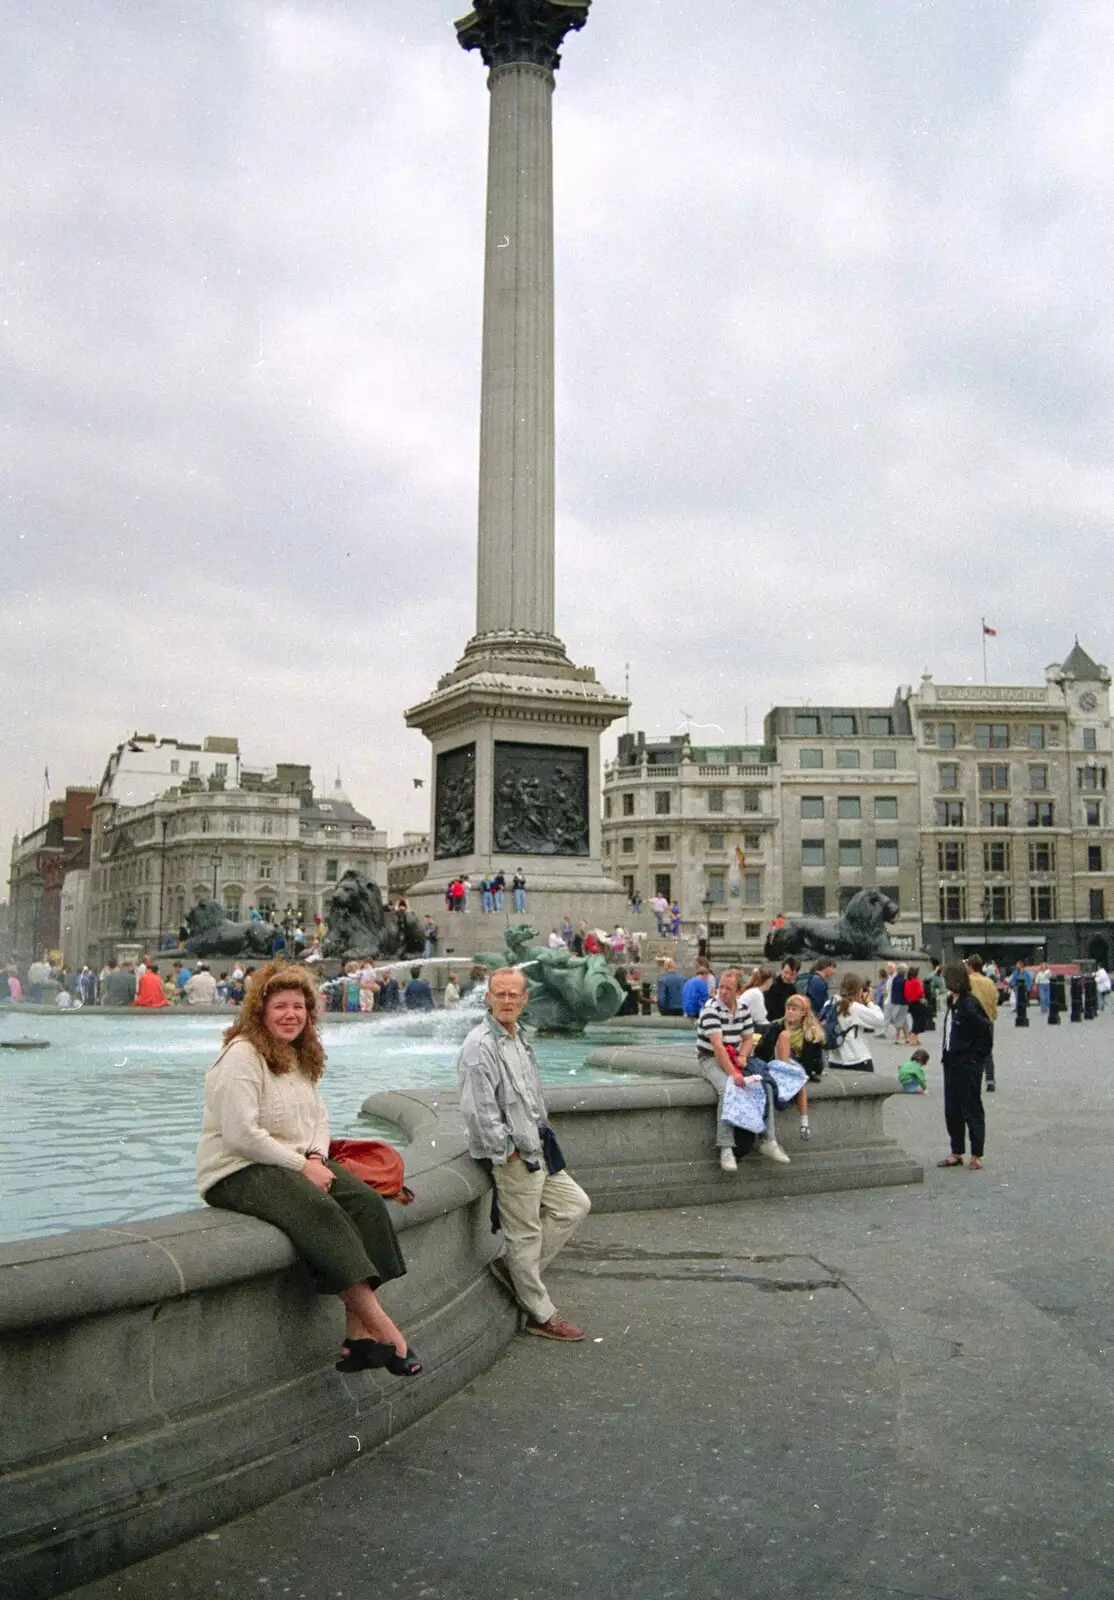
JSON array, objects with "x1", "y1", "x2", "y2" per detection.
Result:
[
  {"x1": 719, "y1": 1147, "x2": 738, "y2": 1173},
  {"x1": 759, "y1": 1139, "x2": 791, "y2": 1164}
]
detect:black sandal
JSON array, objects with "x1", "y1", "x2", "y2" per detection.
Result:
[
  {"x1": 335, "y1": 1338, "x2": 394, "y2": 1373},
  {"x1": 384, "y1": 1347, "x2": 422, "y2": 1377}
]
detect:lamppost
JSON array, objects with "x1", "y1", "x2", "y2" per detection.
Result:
[
  {"x1": 981, "y1": 886, "x2": 991, "y2": 957},
  {"x1": 702, "y1": 894, "x2": 714, "y2": 963},
  {"x1": 210, "y1": 851, "x2": 223, "y2": 903}
]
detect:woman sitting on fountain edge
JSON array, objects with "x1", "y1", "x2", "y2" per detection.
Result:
[{"x1": 196, "y1": 959, "x2": 421, "y2": 1376}]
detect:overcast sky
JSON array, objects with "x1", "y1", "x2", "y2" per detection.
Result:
[{"x1": 4, "y1": 0, "x2": 1112, "y2": 856}]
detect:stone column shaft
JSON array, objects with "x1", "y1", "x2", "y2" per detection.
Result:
[{"x1": 473, "y1": 62, "x2": 557, "y2": 645}]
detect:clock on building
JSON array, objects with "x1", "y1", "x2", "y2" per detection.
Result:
[{"x1": 1079, "y1": 691, "x2": 1097, "y2": 711}]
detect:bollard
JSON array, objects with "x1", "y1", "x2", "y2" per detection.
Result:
[
  {"x1": 1015, "y1": 982, "x2": 1030, "y2": 1027},
  {"x1": 1048, "y1": 972, "x2": 1065, "y2": 1025},
  {"x1": 1069, "y1": 975, "x2": 1084, "y2": 1022},
  {"x1": 1083, "y1": 976, "x2": 1097, "y2": 1019}
]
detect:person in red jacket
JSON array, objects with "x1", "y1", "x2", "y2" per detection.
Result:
[
  {"x1": 903, "y1": 965, "x2": 927, "y2": 1045},
  {"x1": 133, "y1": 964, "x2": 169, "y2": 1008}
]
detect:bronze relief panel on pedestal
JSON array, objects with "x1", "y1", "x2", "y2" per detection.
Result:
[{"x1": 493, "y1": 741, "x2": 589, "y2": 855}]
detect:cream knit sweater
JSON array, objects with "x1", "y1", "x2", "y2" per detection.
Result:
[{"x1": 196, "y1": 1037, "x2": 330, "y2": 1196}]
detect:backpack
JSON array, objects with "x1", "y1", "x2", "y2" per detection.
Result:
[
  {"x1": 819, "y1": 997, "x2": 845, "y2": 1051},
  {"x1": 794, "y1": 974, "x2": 812, "y2": 996}
]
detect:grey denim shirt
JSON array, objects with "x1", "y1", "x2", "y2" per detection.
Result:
[{"x1": 456, "y1": 1014, "x2": 547, "y2": 1164}]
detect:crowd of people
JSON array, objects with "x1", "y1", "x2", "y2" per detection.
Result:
[{"x1": 441, "y1": 870, "x2": 528, "y2": 914}]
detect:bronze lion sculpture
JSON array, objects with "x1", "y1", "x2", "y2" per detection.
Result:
[
  {"x1": 321, "y1": 870, "x2": 425, "y2": 961},
  {"x1": 764, "y1": 888, "x2": 899, "y2": 962}
]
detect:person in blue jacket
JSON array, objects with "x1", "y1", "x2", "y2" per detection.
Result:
[{"x1": 657, "y1": 958, "x2": 686, "y2": 1016}]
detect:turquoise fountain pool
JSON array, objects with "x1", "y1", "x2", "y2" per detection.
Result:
[{"x1": 0, "y1": 1009, "x2": 669, "y2": 1241}]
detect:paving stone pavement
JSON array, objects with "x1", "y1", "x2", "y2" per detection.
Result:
[{"x1": 70, "y1": 1012, "x2": 1113, "y2": 1600}]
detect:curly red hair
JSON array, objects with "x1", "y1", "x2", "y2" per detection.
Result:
[{"x1": 222, "y1": 959, "x2": 325, "y2": 1081}]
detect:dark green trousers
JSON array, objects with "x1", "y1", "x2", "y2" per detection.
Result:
[{"x1": 205, "y1": 1159, "x2": 407, "y2": 1295}]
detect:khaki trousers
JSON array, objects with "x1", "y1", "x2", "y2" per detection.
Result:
[{"x1": 491, "y1": 1159, "x2": 590, "y2": 1324}]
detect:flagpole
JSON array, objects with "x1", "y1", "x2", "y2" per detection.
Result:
[{"x1": 981, "y1": 618, "x2": 988, "y2": 685}]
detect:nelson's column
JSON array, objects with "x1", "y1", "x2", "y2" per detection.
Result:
[{"x1": 405, "y1": 1, "x2": 629, "y2": 939}]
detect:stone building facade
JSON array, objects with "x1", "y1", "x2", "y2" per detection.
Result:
[
  {"x1": 88, "y1": 737, "x2": 387, "y2": 961},
  {"x1": 7, "y1": 787, "x2": 96, "y2": 963},
  {"x1": 765, "y1": 698, "x2": 923, "y2": 951},
  {"x1": 602, "y1": 732, "x2": 780, "y2": 953},
  {"x1": 911, "y1": 644, "x2": 1114, "y2": 964}
]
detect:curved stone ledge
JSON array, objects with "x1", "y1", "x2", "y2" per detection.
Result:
[{"x1": 0, "y1": 1071, "x2": 920, "y2": 1600}]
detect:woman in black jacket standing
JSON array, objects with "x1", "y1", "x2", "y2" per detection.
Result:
[{"x1": 938, "y1": 963, "x2": 993, "y2": 1170}]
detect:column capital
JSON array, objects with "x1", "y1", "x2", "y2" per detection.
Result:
[{"x1": 455, "y1": 0, "x2": 590, "y2": 73}]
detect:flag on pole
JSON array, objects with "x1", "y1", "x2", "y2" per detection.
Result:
[{"x1": 982, "y1": 623, "x2": 997, "y2": 637}]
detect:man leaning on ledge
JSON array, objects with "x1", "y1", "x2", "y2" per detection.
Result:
[{"x1": 456, "y1": 967, "x2": 590, "y2": 1342}]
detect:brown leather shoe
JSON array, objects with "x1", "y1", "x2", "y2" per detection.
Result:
[{"x1": 525, "y1": 1315, "x2": 584, "y2": 1341}]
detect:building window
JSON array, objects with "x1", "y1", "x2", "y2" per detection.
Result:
[
  {"x1": 224, "y1": 892, "x2": 242, "y2": 919},
  {"x1": 189, "y1": 760, "x2": 200, "y2": 776},
  {"x1": 974, "y1": 723, "x2": 1009, "y2": 749},
  {"x1": 938, "y1": 840, "x2": 965, "y2": 872},
  {"x1": 1029, "y1": 765, "x2": 1048, "y2": 791},
  {"x1": 795, "y1": 714, "x2": 820, "y2": 734},
  {"x1": 258, "y1": 861, "x2": 273, "y2": 881},
  {"x1": 867, "y1": 715, "x2": 892, "y2": 735},
  {"x1": 654, "y1": 791, "x2": 671, "y2": 816},
  {"x1": 653, "y1": 834, "x2": 671, "y2": 852},
  {"x1": 876, "y1": 840, "x2": 899, "y2": 868},
  {"x1": 831, "y1": 714, "x2": 856, "y2": 736},
  {"x1": 1084, "y1": 801, "x2": 1102, "y2": 826},
  {"x1": 980, "y1": 802, "x2": 1010, "y2": 827},
  {"x1": 325, "y1": 858, "x2": 339, "y2": 882},
  {"x1": 621, "y1": 836, "x2": 634, "y2": 853},
  {"x1": 604, "y1": 796, "x2": 612, "y2": 819},
  {"x1": 214, "y1": 761, "x2": 228, "y2": 778},
  {"x1": 935, "y1": 800, "x2": 964, "y2": 827},
  {"x1": 979, "y1": 764, "x2": 1009, "y2": 791},
  {"x1": 261, "y1": 817, "x2": 275, "y2": 834},
  {"x1": 1027, "y1": 725, "x2": 1045, "y2": 750},
  {"x1": 988, "y1": 886, "x2": 1011, "y2": 920},
  {"x1": 228, "y1": 816, "x2": 243, "y2": 834},
  {"x1": 872, "y1": 749, "x2": 897, "y2": 770},
  {"x1": 1087, "y1": 845, "x2": 1103, "y2": 872},
  {"x1": 199, "y1": 815, "x2": 211, "y2": 834},
  {"x1": 800, "y1": 796, "x2": 824, "y2": 819},
  {"x1": 1082, "y1": 727, "x2": 1097, "y2": 751},
  {"x1": 298, "y1": 858, "x2": 308, "y2": 882},
  {"x1": 937, "y1": 723, "x2": 956, "y2": 749},
  {"x1": 707, "y1": 788, "x2": 725, "y2": 813},
  {"x1": 622, "y1": 793, "x2": 634, "y2": 816},
  {"x1": 1029, "y1": 885, "x2": 1056, "y2": 920},
  {"x1": 744, "y1": 832, "x2": 760, "y2": 851},
  {"x1": 938, "y1": 763, "x2": 959, "y2": 790},
  {"x1": 838, "y1": 840, "x2": 862, "y2": 868},
  {"x1": 802, "y1": 840, "x2": 825, "y2": 867},
  {"x1": 836, "y1": 749, "x2": 860, "y2": 769},
  {"x1": 799, "y1": 750, "x2": 823, "y2": 768},
  {"x1": 837, "y1": 796, "x2": 861, "y2": 820},
  {"x1": 742, "y1": 789, "x2": 760, "y2": 812},
  {"x1": 1028, "y1": 841, "x2": 1055, "y2": 872},
  {"x1": 1027, "y1": 801, "x2": 1054, "y2": 827},
  {"x1": 708, "y1": 833, "x2": 725, "y2": 850},
  {"x1": 745, "y1": 922, "x2": 762, "y2": 939},
  {"x1": 654, "y1": 874, "x2": 671, "y2": 900},
  {"x1": 169, "y1": 759, "x2": 180, "y2": 774},
  {"x1": 802, "y1": 887, "x2": 826, "y2": 916},
  {"x1": 939, "y1": 886, "x2": 966, "y2": 921},
  {"x1": 707, "y1": 871, "x2": 726, "y2": 905},
  {"x1": 874, "y1": 795, "x2": 899, "y2": 820},
  {"x1": 621, "y1": 874, "x2": 635, "y2": 897},
  {"x1": 743, "y1": 871, "x2": 761, "y2": 905},
  {"x1": 1089, "y1": 888, "x2": 1105, "y2": 920},
  {"x1": 1078, "y1": 765, "x2": 1107, "y2": 790},
  {"x1": 983, "y1": 841, "x2": 1010, "y2": 873}
]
